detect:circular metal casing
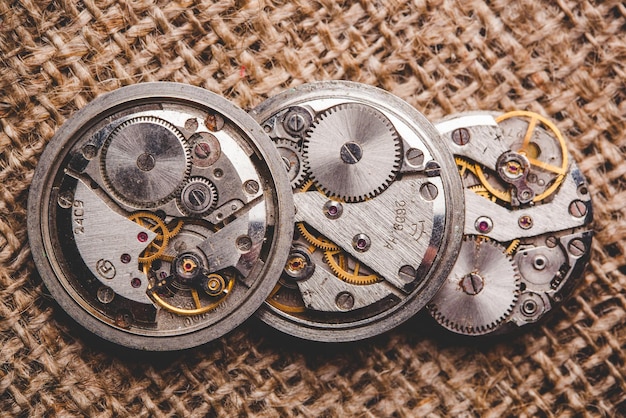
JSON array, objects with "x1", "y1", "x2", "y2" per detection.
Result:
[
  {"x1": 250, "y1": 81, "x2": 465, "y2": 342},
  {"x1": 28, "y1": 83, "x2": 294, "y2": 350}
]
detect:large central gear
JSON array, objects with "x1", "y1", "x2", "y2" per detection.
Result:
[
  {"x1": 428, "y1": 237, "x2": 521, "y2": 335},
  {"x1": 101, "y1": 116, "x2": 191, "y2": 208},
  {"x1": 302, "y1": 103, "x2": 402, "y2": 202}
]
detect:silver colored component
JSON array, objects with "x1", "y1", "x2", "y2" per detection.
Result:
[
  {"x1": 428, "y1": 237, "x2": 521, "y2": 335},
  {"x1": 72, "y1": 181, "x2": 156, "y2": 303},
  {"x1": 28, "y1": 83, "x2": 294, "y2": 351},
  {"x1": 433, "y1": 111, "x2": 593, "y2": 335},
  {"x1": 251, "y1": 81, "x2": 464, "y2": 342},
  {"x1": 273, "y1": 139, "x2": 306, "y2": 189},
  {"x1": 101, "y1": 116, "x2": 191, "y2": 207},
  {"x1": 303, "y1": 102, "x2": 402, "y2": 202},
  {"x1": 179, "y1": 177, "x2": 218, "y2": 215}
]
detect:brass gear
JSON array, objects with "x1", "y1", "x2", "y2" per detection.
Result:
[
  {"x1": 323, "y1": 249, "x2": 381, "y2": 285},
  {"x1": 474, "y1": 110, "x2": 569, "y2": 204},
  {"x1": 296, "y1": 223, "x2": 340, "y2": 251},
  {"x1": 128, "y1": 212, "x2": 170, "y2": 264}
]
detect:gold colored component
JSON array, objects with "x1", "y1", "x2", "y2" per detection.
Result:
[
  {"x1": 506, "y1": 239, "x2": 521, "y2": 255},
  {"x1": 323, "y1": 249, "x2": 381, "y2": 285},
  {"x1": 455, "y1": 156, "x2": 478, "y2": 177},
  {"x1": 147, "y1": 266, "x2": 234, "y2": 316},
  {"x1": 181, "y1": 257, "x2": 197, "y2": 273},
  {"x1": 475, "y1": 110, "x2": 568, "y2": 204},
  {"x1": 167, "y1": 219, "x2": 184, "y2": 237},
  {"x1": 267, "y1": 283, "x2": 306, "y2": 313},
  {"x1": 204, "y1": 273, "x2": 226, "y2": 296},
  {"x1": 286, "y1": 254, "x2": 307, "y2": 273},
  {"x1": 128, "y1": 212, "x2": 170, "y2": 264},
  {"x1": 296, "y1": 222, "x2": 340, "y2": 251}
]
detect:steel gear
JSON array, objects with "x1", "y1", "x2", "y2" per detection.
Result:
[
  {"x1": 101, "y1": 116, "x2": 191, "y2": 208},
  {"x1": 428, "y1": 237, "x2": 521, "y2": 335},
  {"x1": 273, "y1": 138, "x2": 307, "y2": 189},
  {"x1": 323, "y1": 248, "x2": 382, "y2": 285},
  {"x1": 303, "y1": 103, "x2": 402, "y2": 202},
  {"x1": 178, "y1": 177, "x2": 218, "y2": 216},
  {"x1": 127, "y1": 212, "x2": 170, "y2": 264}
]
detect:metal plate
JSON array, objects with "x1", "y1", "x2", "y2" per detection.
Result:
[
  {"x1": 429, "y1": 111, "x2": 593, "y2": 335},
  {"x1": 28, "y1": 83, "x2": 294, "y2": 350},
  {"x1": 250, "y1": 81, "x2": 464, "y2": 342}
]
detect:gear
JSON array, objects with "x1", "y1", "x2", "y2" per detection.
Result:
[
  {"x1": 101, "y1": 116, "x2": 191, "y2": 208},
  {"x1": 428, "y1": 236, "x2": 520, "y2": 335},
  {"x1": 127, "y1": 212, "x2": 170, "y2": 264},
  {"x1": 178, "y1": 177, "x2": 218, "y2": 216},
  {"x1": 273, "y1": 138, "x2": 307, "y2": 189},
  {"x1": 296, "y1": 222, "x2": 340, "y2": 251},
  {"x1": 474, "y1": 111, "x2": 568, "y2": 205},
  {"x1": 303, "y1": 103, "x2": 402, "y2": 202},
  {"x1": 323, "y1": 248, "x2": 381, "y2": 285}
]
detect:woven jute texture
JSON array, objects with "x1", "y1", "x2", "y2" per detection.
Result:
[{"x1": 1, "y1": 0, "x2": 625, "y2": 416}]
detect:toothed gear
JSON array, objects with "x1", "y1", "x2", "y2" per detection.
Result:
[
  {"x1": 273, "y1": 138, "x2": 307, "y2": 189},
  {"x1": 296, "y1": 222, "x2": 340, "y2": 251},
  {"x1": 303, "y1": 103, "x2": 402, "y2": 202},
  {"x1": 101, "y1": 116, "x2": 191, "y2": 208},
  {"x1": 323, "y1": 249, "x2": 382, "y2": 285},
  {"x1": 178, "y1": 177, "x2": 219, "y2": 216},
  {"x1": 428, "y1": 237, "x2": 520, "y2": 335}
]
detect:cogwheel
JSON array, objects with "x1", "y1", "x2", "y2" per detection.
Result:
[
  {"x1": 128, "y1": 211, "x2": 170, "y2": 264},
  {"x1": 101, "y1": 116, "x2": 191, "y2": 208},
  {"x1": 177, "y1": 177, "x2": 219, "y2": 216},
  {"x1": 428, "y1": 236, "x2": 520, "y2": 335},
  {"x1": 273, "y1": 138, "x2": 307, "y2": 189},
  {"x1": 323, "y1": 249, "x2": 382, "y2": 285},
  {"x1": 296, "y1": 222, "x2": 340, "y2": 251},
  {"x1": 303, "y1": 103, "x2": 402, "y2": 202},
  {"x1": 468, "y1": 184, "x2": 500, "y2": 202}
]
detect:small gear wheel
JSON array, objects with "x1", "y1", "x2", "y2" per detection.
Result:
[
  {"x1": 127, "y1": 211, "x2": 170, "y2": 264},
  {"x1": 177, "y1": 177, "x2": 219, "y2": 216},
  {"x1": 101, "y1": 116, "x2": 191, "y2": 208},
  {"x1": 428, "y1": 236, "x2": 521, "y2": 335},
  {"x1": 273, "y1": 138, "x2": 307, "y2": 189},
  {"x1": 303, "y1": 103, "x2": 402, "y2": 202},
  {"x1": 323, "y1": 248, "x2": 382, "y2": 285}
]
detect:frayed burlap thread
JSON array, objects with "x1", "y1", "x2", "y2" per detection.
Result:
[{"x1": 1, "y1": 0, "x2": 625, "y2": 416}]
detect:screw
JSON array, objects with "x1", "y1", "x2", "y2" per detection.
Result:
[
  {"x1": 569, "y1": 200, "x2": 587, "y2": 218},
  {"x1": 340, "y1": 142, "x2": 363, "y2": 164},
  {"x1": 460, "y1": 272, "x2": 484, "y2": 295},
  {"x1": 518, "y1": 215, "x2": 533, "y2": 230},
  {"x1": 420, "y1": 182, "x2": 438, "y2": 201},
  {"x1": 194, "y1": 142, "x2": 212, "y2": 159},
  {"x1": 189, "y1": 188, "x2": 207, "y2": 207},
  {"x1": 424, "y1": 161, "x2": 441, "y2": 177},
  {"x1": 475, "y1": 216, "x2": 493, "y2": 233},
  {"x1": 398, "y1": 265, "x2": 416, "y2": 282},
  {"x1": 405, "y1": 148, "x2": 424, "y2": 167},
  {"x1": 568, "y1": 238, "x2": 586, "y2": 257},
  {"x1": 335, "y1": 292, "x2": 355, "y2": 310},
  {"x1": 82, "y1": 144, "x2": 98, "y2": 160},
  {"x1": 57, "y1": 191, "x2": 74, "y2": 209},
  {"x1": 185, "y1": 118, "x2": 199, "y2": 132},
  {"x1": 236, "y1": 235, "x2": 253, "y2": 252},
  {"x1": 244, "y1": 179, "x2": 260, "y2": 194},
  {"x1": 205, "y1": 113, "x2": 224, "y2": 132},
  {"x1": 545, "y1": 236, "x2": 558, "y2": 248},
  {"x1": 97, "y1": 286, "x2": 115, "y2": 304},
  {"x1": 451, "y1": 128, "x2": 470, "y2": 145},
  {"x1": 285, "y1": 113, "x2": 306, "y2": 133},
  {"x1": 115, "y1": 311, "x2": 133, "y2": 328}
]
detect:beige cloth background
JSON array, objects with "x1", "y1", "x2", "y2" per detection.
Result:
[{"x1": 1, "y1": 0, "x2": 625, "y2": 416}]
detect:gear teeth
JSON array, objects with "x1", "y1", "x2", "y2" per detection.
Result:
[
  {"x1": 272, "y1": 138, "x2": 307, "y2": 189},
  {"x1": 303, "y1": 103, "x2": 402, "y2": 202},
  {"x1": 296, "y1": 223, "x2": 340, "y2": 251},
  {"x1": 323, "y1": 249, "x2": 381, "y2": 286},
  {"x1": 428, "y1": 236, "x2": 520, "y2": 335}
]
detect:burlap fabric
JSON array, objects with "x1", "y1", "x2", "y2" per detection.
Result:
[{"x1": 1, "y1": 0, "x2": 624, "y2": 416}]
